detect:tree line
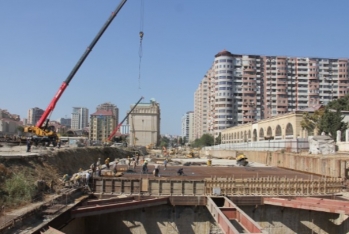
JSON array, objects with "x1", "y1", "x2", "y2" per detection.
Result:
[{"x1": 301, "y1": 94, "x2": 349, "y2": 141}]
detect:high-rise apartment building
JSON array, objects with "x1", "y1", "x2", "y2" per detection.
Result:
[
  {"x1": 181, "y1": 111, "x2": 194, "y2": 143},
  {"x1": 194, "y1": 71, "x2": 212, "y2": 140},
  {"x1": 89, "y1": 102, "x2": 119, "y2": 142},
  {"x1": 27, "y1": 107, "x2": 44, "y2": 125},
  {"x1": 58, "y1": 118, "x2": 71, "y2": 128},
  {"x1": 194, "y1": 50, "x2": 349, "y2": 139},
  {"x1": 89, "y1": 110, "x2": 116, "y2": 142},
  {"x1": 96, "y1": 102, "x2": 119, "y2": 127},
  {"x1": 71, "y1": 107, "x2": 89, "y2": 130},
  {"x1": 128, "y1": 98, "x2": 160, "y2": 147}
]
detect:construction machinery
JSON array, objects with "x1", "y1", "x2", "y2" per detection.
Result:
[
  {"x1": 24, "y1": 0, "x2": 128, "y2": 146},
  {"x1": 106, "y1": 96, "x2": 144, "y2": 144}
]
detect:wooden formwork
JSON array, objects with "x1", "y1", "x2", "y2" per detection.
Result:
[
  {"x1": 205, "y1": 177, "x2": 344, "y2": 196},
  {"x1": 93, "y1": 176, "x2": 343, "y2": 196},
  {"x1": 94, "y1": 179, "x2": 141, "y2": 194}
]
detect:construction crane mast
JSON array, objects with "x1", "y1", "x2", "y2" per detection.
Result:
[
  {"x1": 107, "y1": 96, "x2": 144, "y2": 142},
  {"x1": 24, "y1": 0, "x2": 128, "y2": 146}
]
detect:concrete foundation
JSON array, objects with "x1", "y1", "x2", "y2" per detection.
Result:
[
  {"x1": 61, "y1": 203, "x2": 349, "y2": 234},
  {"x1": 62, "y1": 205, "x2": 223, "y2": 234}
]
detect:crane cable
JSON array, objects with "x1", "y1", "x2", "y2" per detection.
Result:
[{"x1": 138, "y1": 0, "x2": 144, "y2": 90}]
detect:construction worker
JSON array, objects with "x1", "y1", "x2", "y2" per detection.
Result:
[
  {"x1": 96, "y1": 158, "x2": 101, "y2": 176},
  {"x1": 163, "y1": 159, "x2": 168, "y2": 170},
  {"x1": 153, "y1": 164, "x2": 160, "y2": 177},
  {"x1": 112, "y1": 159, "x2": 118, "y2": 175},
  {"x1": 26, "y1": 137, "x2": 31, "y2": 152},
  {"x1": 136, "y1": 154, "x2": 140, "y2": 165},
  {"x1": 177, "y1": 168, "x2": 184, "y2": 176},
  {"x1": 132, "y1": 158, "x2": 136, "y2": 170},
  {"x1": 85, "y1": 171, "x2": 91, "y2": 186},
  {"x1": 62, "y1": 174, "x2": 70, "y2": 185},
  {"x1": 73, "y1": 173, "x2": 81, "y2": 187},
  {"x1": 142, "y1": 160, "x2": 148, "y2": 174},
  {"x1": 105, "y1": 158, "x2": 110, "y2": 169}
]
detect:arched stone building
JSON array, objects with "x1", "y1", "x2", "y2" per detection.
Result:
[{"x1": 221, "y1": 112, "x2": 307, "y2": 144}]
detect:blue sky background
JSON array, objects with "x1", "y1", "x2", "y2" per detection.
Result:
[{"x1": 1, "y1": 0, "x2": 348, "y2": 135}]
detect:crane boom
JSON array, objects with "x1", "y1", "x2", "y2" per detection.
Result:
[
  {"x1": 36, "y1": 0, "x2": 127, "y2": 128},
  {"x1": 107, "y1": 96, "x2": 144, "y2": 142}
]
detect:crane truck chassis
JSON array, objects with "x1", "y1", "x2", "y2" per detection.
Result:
[{"x1": 24, "y1": 0, "x2": 128, "y2": 146}]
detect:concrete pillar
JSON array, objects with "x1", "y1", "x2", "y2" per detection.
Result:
[
  {"x1": 337, "y1": 130, "x2": 341, "y2": 142},
  {"x1": 346, "y1": 129, "x2": 349, "y2": 142}
]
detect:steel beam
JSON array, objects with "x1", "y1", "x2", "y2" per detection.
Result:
[
  {"x1": 263, "y1": 197, "x2": 349, "y2": 214},
  {"x1": 206, "y1": 196, "x2": 265, "y2": 234},
  {"x1": 71, "y1": 197, "x2": 169, "y2": 218}
]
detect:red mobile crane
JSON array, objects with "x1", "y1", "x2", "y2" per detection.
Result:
[
  {"x1": 24, "y1": 0, "x2": 128, "y2": 146},
  {"x1": 107, "y1": 96, "x2": 144, "y2": 143}
]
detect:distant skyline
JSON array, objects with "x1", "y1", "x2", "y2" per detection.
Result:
[{"x1": 1, "y1": 0, "x2": 348, "y2": 135}]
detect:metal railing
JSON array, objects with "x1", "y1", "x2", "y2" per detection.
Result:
[{"x1": 206, "y1": 138, "x2": 309, "y2": 153}]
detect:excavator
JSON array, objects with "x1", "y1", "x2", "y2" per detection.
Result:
[{"x1": 24, "y1": 0, "x2": 128, "y2": 146}]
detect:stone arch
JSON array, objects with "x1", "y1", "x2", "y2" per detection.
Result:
[
  {"x1": 286, "y1": 123, "x2": 293, "y2": 136},
  {"x1": 267, "y1": 126, "x2": 272, "y2": 137},
  {"x1": 259, "y1": 128, "x2": 264, "y2": 139},
  {"x1": 253, "y1": 129, "x2": 257, "y2": 141},
  {"x1": 275, "y1": 125, "x2": 282, "y2": 137}
]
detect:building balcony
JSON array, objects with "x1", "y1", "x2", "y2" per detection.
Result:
[
  {"x1": 276, "y1": 90, "x2": 287, "y2": 95},
  {"x1": 277, "y1": 80, "x2": 287, "y2": 85},
  {"x1": 277, "y1": 107, "x2": 287, "y2": 111},
  {"x1": 242, "y1": 105, "x2": 255, "y2": 111},
  {"x1": 242, "y1": 116, "x2": 252, "y2": 121},
  {"x1": 309, "y1": 76, "x2": 318, "y2": 80},
  {"x1": 244, "y1": 67, "x2": 255, "y2": 72},
  {"x1": 242, "y1": 90, "x2": 256, "y2": 94}
]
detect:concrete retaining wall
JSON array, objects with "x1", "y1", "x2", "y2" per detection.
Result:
[
  {"x1": 203, "y1": 149, "x2": 349, "y2": 178},
  {"x1": 240, "y1": 205, "x2": 349, "y2": 234},
  {"x1": 61, "y1": 204, "x2": 349, "y2": 234},
  {"x1": 61, "y1": 205, "x2": 223, "y2": 234}
]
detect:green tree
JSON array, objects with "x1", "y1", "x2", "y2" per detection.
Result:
[
  {"x1": 318, "y1": 109, "x2": 347, "y2": 141},
  {"x1": 192, "y1": 134, "x2": 213, "y2": 147},
  {"x1": 301, "y1": 109, "x2": 324, "y2": 135},
  {"x1": 215, "y1": 133, "x2": 221, "y2": 145},
  {"x1": 178, "y1": 137, "x2": 183, "y2": 146},
  {"x1": 159, "y1": 136, "x2": 170, "y2": 148},
  {"x1": 316, "y1": 94, "x2": 349, "y2": 140}
]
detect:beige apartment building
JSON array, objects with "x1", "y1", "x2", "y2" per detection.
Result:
[
  {"x1": 89, "y1": 109, "x2": 116, "y2": 142},
  {"x1": 194, "y1": 50, "x2": 349, "y2": 140},
  {"x1": 128, "y1": 99, "x2": 160, "y2": 147}
]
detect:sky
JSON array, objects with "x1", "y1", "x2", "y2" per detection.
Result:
[{"x1": 1, "y1": 0, "x2": 349, "y2": 135}]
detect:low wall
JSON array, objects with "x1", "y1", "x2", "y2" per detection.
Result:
[{"x1": 203, "y1": 149, "x2": 349, "y2": 179}]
